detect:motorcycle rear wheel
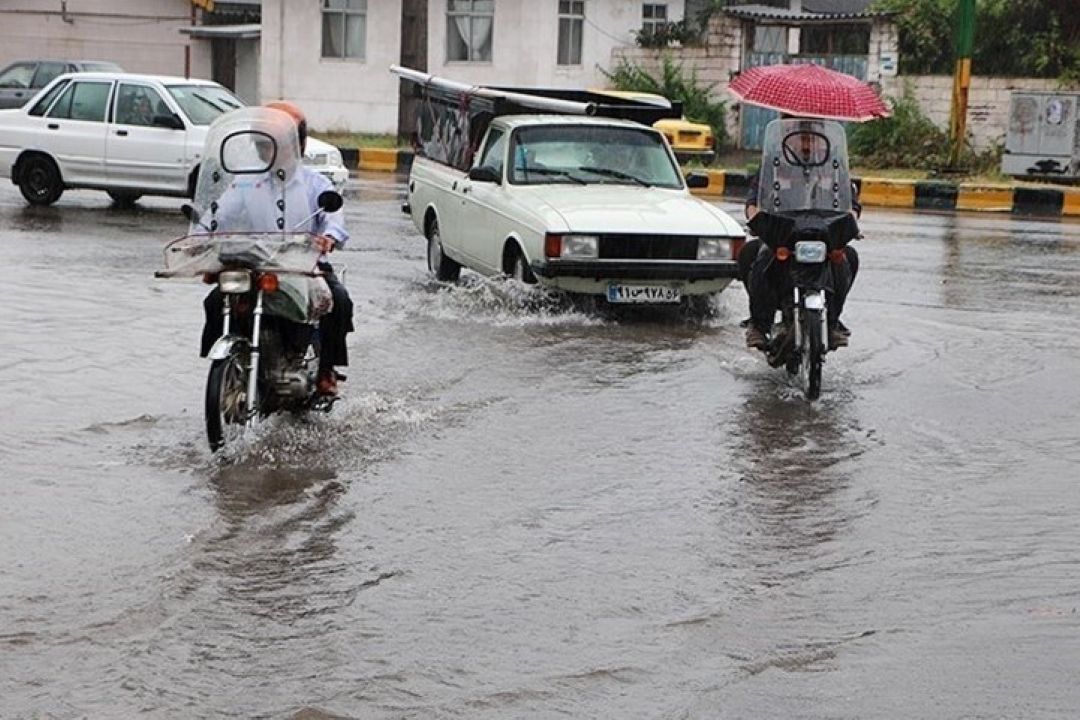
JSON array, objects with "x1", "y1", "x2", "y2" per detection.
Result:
[
  {"x1": 206, "y1": 352, "x2": 248, "y2": 451},
  {"x1": 800, "y1": 308, "x2": 824, "y2": 400}
]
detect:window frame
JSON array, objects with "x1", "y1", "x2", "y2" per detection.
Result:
[
  {"x1": 321, "y1": 0, "x2": 368, "y2": 61},
  {"x1": 557, "y1": 0, "x2": 585, "y2": 66},
  {"x1": 45, "y1": 80, "x2": 113, "y2": 123},
  {"x1": 641, "y1": 3, "x2": 668, "y2": 35},
  {"x1": 447, "y1": 0, "x2": 495, "y2": 63},
  {"x1": 28, "y1": 78, "x2": 71, "y2": 117}
]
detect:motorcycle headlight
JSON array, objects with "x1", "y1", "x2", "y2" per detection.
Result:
[
  {"x1": 795, "y1": 241, "x2": 827, "y2": 264},
  {"x1": 218, "y1": 270, "x2": 252, "y2": 294},
  {"x1": 697, "y1": 237, "x2": 733, "y2": 260},
  {"x1": 560, "y1": 234, "x2": 599, "y2": 259}
]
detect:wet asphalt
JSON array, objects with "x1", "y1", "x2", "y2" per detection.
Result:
[{"x1": 1, "y1": 175, "x2": 1079, "y2": 719}]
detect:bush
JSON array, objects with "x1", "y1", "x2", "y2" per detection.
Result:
[
  {"x1": 603, "y1": 56, "x2": 728, "y2": 148},
  {"x1": 848, "y1": 85, "x2": 1003, "y2": 174},
  {"x1": 633, "y1": 19, "x2": 701, "y2": 49}
]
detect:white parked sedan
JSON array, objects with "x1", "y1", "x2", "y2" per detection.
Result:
[
  {"x1": 0, "y1": 71, "x2": 347, "y2": 206},
  {"x1": 406, "y1": 115, "x2": 745, "y2": 305}
]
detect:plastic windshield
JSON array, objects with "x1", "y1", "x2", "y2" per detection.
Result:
[
  {"x1": 757, "y1": 118, "x2": 852, "y2": 214},
  {"x1": 189, "y1": 106, "x2": 316, "y2": 235},
  {"x1": 157, "y1": 232, "x2": 322, "y2": 277}
]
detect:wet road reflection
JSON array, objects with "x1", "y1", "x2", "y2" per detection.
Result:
[{"x1": 1, "y1": 178, "x2": 1079, "y2": 718}]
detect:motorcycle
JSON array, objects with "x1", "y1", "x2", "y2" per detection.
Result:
[
  {"x1": 746, "y1": 118, "x2": 859, "y2": 400},
  {"x1": 156, "y1": 107, "x2": 344, "y2": 450}
]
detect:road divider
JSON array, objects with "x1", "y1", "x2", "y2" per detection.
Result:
[{"x1": 339, "y1": 147, "x2": 1080, "y2": 218}]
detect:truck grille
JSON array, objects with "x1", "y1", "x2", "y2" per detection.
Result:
[{"x1": 598, "y1": 234, "x2": 698, "y2": 260}]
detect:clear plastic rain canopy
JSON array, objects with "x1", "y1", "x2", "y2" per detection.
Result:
[
  {"x1": 757, "y1": 118, "x2": 853, "y2": 215},
  {"x1": 160, "y1": 106, "x2": 323, "y2": 279},
  {"x1": 192, "y1": 106, "x2": 310, "y2": 234}
]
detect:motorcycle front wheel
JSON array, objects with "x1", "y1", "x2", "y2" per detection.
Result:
[
  {"x1": 800, "y1": 307, "x2": 824, "y2": 400},
  {"x1": 205, "y1": 351, "x2": 249, "y2": 451}
]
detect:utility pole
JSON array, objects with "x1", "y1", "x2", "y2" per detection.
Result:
[{"x1": 948, "y1": 0, "x2": 976, "y2": 167}]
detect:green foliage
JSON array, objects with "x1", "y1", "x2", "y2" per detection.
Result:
[
  {"x1": 603, "y1": 56, "x2": 728, "y2": 148},
  {"x1": 634, "y1": 19, "x2": 702, "y2": 48},
  {"x1": 848, "y1": 84, "x2": 1001, "y2": 173},
  {"x1": 870, "y1": 0, "x2": 1080, "y2": 80}
]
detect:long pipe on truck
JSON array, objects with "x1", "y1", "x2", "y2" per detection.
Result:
[{"x1": 390, "y1": 64, "x2": 597, "y2": 117}]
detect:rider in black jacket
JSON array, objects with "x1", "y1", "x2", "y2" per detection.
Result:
[{"x1": 738, "y1": 174, "x2": 861, "y2": 351}]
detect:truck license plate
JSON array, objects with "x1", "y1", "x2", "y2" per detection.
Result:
[{"x1": 606, "y1": 284, "x2": 681, "y2": 304}]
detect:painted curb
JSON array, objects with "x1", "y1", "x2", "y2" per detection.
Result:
[{"x1": 340, "y1": 146, "x2": 1079, "y2": 218}]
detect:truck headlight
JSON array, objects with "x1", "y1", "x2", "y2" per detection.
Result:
[
  {"x1": 560, "y1": 234, "x2": 599, "y2": 259},
  {"x1": 697, "y1": 237, "x2": 733, "y2": 260}
]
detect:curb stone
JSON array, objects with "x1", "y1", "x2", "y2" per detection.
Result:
[{"x1": 338, "y1": 146, "x2": 1080, "y2": 218}]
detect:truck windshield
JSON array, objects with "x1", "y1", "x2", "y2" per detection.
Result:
[
  {"x1": 166, "y1": 85, "x2": 244, "y2": 125},
  {"x1": 508, "y1": 124, "x2": 683, "y2": 189}
]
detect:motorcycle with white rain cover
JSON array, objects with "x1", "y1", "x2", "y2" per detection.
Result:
[
  {"x1": 747, "y1": 118, "x2": 859, "y2": 400},
  {"x1": 156, "y1": 107, "x2": 344, "y2": 451}
]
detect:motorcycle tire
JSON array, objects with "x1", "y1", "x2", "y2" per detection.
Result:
[
  {"x1": 205, "y1": 352, "x2": 248, "y2": 451},
  {"x1": 800, "y1": 308, "x2": 824, "y2": 400}
]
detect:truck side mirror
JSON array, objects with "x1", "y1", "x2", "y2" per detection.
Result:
[
  {"x1": 684, "y1": 171, "x2": 709, "y2": 189},
  {"x1": 468, "y1": 166, "x2": 500, "y2": 183}
]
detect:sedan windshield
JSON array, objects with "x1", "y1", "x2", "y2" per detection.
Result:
[
  {"x1": 166, "y1": 85, "x2": 243, "y2": 125},
  {"x1": 508, "y1": 125, "x2": 683, "y2": 189}
]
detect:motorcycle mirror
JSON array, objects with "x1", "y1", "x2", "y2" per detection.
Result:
[{"x1": 317, "y1": 190, "x2": 343, "y2": 213}]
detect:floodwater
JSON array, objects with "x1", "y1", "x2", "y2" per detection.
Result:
[{"x1": 2, "y1": 176, "x2": 1079, "y2": 719}]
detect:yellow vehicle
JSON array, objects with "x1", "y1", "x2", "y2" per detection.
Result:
[{"x1": 594, "y1": 89, "x2": 716, "y2": 165}]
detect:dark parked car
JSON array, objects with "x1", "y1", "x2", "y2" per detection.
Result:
[{"x1": 0, "y1": 60, "x2": 123, "y2": 109}]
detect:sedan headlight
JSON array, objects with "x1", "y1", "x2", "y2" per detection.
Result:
[
  {"x1": 697, "y1": 237, "x2": 733, "y2": 260},
  {"x1": 328, "y1": 147, "x2": 343, "y2": 167},
  {"x1": 560, "y1": 234, "x2": 599, "y2": 259},
  {"x1": 218, "y1": 270, "x2": 252, "y2": 294}
]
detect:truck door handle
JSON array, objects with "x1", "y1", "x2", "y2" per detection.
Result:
[
  {"x1": 116, "y1": 129, "x2": 128, "y2": 136},
  {"x1": 47, "y1": 123, "x2": 59, "y2": 130}
]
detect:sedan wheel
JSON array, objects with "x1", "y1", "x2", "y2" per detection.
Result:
[
  {"x1": 511, "y1": 247, "x2": 537, "y2": 285},
  {"x1": 18, "y1": 156, "x2": 64, "y2": 207}
]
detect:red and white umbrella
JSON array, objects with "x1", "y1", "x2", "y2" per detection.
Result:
[{"x1": 727, "y1": 63, "x2": 890, "y2": 122}]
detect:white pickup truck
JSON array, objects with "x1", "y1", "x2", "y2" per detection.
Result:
[{"x1": 405, "y1": 113, "x2": 745, "y2": 305}]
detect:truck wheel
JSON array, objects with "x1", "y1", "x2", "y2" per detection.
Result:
[
  {"x1": 427, "y1": 218, "x2": 461, "y2": 282},
  {"x1": 510, "y1": 246, "x2": 537, "y2": 285},
  {"x1": 18, "y1": 155, "x2": 64, "y2": 206}
]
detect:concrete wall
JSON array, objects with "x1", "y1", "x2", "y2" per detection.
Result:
[
  {"x1": 234, "y1": 38, "x2": 260, "y2": 105},
  {"x1": 261, "y1": 0, "x2": 403, "y2": 133},
  {"x1": 881, "y1": 75, "x2": 1070, "y2": 151},
  {"x1": 0, "y1": 0, "x2": 210, "y2": 79},
  {"x1": 426, "y1": 0, "x2": 685, "y2": 89}
]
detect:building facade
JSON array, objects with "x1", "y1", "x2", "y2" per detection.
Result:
[
  {"x1": 0, "y1": 0, "x2": 211, "y2": 79},
  {"x1": 262, "y1": 0, "x2": 687, "y2": 135}
]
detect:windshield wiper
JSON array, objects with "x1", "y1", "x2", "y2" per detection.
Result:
[
  {"x1": 518, "y1": 167, "x2": 586, "y2": 185},
  {"x1": 190, "y1": 91, "x2": 229, "y2": 113},
  {"x1": 576, "y1": 166, "x2": 651, "y2": 187}
]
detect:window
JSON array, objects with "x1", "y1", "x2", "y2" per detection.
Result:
[
  {"x1": 31, "y1": 62, "x2": 67, "y2": 89},
  {"x1": 800, "y1": 24, "x2": 870, "y2": 55},
  {"x1": 642, "y1": 3, "x2": 667, "y2": 35},
  {"x1": 28, "y1": 79, "x2": 70, "y2": 116},
  {"x1": 0, "y1": 63, "x2": 35, "y2": 89},
  {"x1": 478, "y1": 128, "x2": 506, "y2": 176},
  {"x1": 447, "y1": 0, "x2": 494, "y2": 62},
  {"x1": 753, "y1": 26, "x2": 787, "y2": 53},
  {"x1": 557, "y1": 1, "x2": 584, "y2": 66},
  {"x1": 322, "y1": 0, "x2": 367, "y2": 59},
  {"x1": 166, "y1": 85, "x2": 242, "y2": 126},
  {"x1": 116, "y1": 84, "x2": 169, "y2": 127},
  {"x1": 47, "y1": 81, "x2": 111, "y2": 122}
]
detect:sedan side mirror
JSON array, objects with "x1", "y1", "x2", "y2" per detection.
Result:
[
  {"x1": 153, "y1": 113, "x2": 184, "y2": 130},
  {"x1": 317, "y1": 190, "x2": 344, "y2": 213},
  {"x1": 684, "y1": 171, "x2": 709, "y2": 189},
  {"x1": 180, "y1": 203, "x2": 197, "y2": 222},
  {"x1": 468, "y1": 166, "x2": 501, "y2": 183}
]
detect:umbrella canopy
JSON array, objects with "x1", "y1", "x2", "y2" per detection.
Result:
[{"x1": 728, "y1": 63, "x2": 890, "y2": 122}]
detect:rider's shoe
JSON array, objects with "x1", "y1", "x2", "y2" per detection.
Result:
[
  {"x1": 316, "y1": 369, "x2": 339, "y2": 396},
  {"x1": 745, "y1": 326, "x2": 769, "y2": 350},
  {"x1": 835, "y1": 319, "x2": 852, "y2": 337},
  {"x1": 829, "y1": 327, "x2": 849, "y2": 350}
]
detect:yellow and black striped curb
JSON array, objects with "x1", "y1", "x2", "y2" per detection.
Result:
[{"x1": 339, "y1": 148, "x2": 1080, "y2": 218}]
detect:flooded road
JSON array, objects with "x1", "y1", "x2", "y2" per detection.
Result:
[{"x1": 2, "y1": 176, "x2": 1079, "y2": 719}]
